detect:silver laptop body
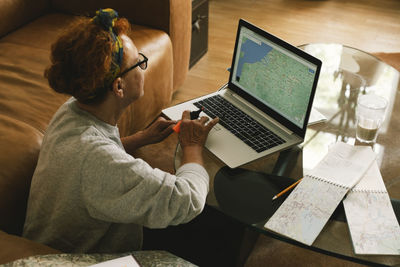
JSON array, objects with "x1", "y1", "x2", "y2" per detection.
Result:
[{"x1": 162, "y1": 19, "x2": 322, "y2": 168}]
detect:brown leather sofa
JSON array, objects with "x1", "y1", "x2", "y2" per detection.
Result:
[{"x1": 0, "y1": 0, "x2": 191, "y2": 264}]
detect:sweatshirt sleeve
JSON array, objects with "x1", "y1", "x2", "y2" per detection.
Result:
[{"x1": 80, "y1": 141, "x2": 209, "y2": 228}]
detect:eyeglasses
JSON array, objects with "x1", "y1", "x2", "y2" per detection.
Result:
[{"x1": 119, "y1": 52, "x2": 148, "y2": 77}]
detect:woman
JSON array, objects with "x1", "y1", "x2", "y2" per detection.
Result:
[{"x1": 23, "y1": 9, "x2": 219, "y2": 253}]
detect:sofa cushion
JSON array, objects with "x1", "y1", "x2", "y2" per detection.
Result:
[
  {"x1": 0, "y1": 40, "x2": 68, "y2": 132},
  {"x1": 0, "y1": 14, "x2": 74, "y2": 133}
]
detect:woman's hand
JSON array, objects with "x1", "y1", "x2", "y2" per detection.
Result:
[
  {"x1": 121, "y1": 117, "x2": 176, "y2": 154},
  {"x1": 179, "y1": 111, "x2": 219, "y2": 148},
  {"x1": 142, "y1": 117, "x2": 176, "y2": 145},
  {"x1": 179, "y1": 110, "x2": 219, "y2": 166}
]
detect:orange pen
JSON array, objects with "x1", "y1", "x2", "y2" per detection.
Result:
[{"x1": 172, "y1": 107, "x2": 205, "y2": 133}]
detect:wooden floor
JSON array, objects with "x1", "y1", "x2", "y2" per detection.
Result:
[{"x1": 172, "y1": 0, "x2": 400, "y2": 105}]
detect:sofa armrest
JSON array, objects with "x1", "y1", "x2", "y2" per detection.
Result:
[{"x1": 50, "y1": 0, "x2": 191, "y2": 91}]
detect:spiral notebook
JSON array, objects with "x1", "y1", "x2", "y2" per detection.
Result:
[
  {"x1": 265, "y1": 142, "x2": 376, "y2": 246},
  {"x1": 343, "y1": 161, "x2": 400, "y2": 255}
]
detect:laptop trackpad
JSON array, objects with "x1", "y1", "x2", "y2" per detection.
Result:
[{"x1": 206, "y1": 126, "x2": 258, "y2": 167}]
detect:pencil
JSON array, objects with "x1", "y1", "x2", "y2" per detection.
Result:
[{"x1": 272, "y1": 178, "x2": 303, "y2": 200}]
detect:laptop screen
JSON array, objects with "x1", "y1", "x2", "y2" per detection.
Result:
[{"x1": 229, "y1": 20, "x2": 321, "y2": 134}]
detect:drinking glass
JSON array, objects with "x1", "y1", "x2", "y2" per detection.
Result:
[{"x1": 356, "y1": 94, "x2": 387, "y2": 143}]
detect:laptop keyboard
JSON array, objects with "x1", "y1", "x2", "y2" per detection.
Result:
[{"x1": 193, "y1": 95, "x2": 285, "y2": 153}]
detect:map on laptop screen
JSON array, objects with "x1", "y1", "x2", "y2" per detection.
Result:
[{"x1": 231, "y1": 28, "x2": 317, "y2": 128}]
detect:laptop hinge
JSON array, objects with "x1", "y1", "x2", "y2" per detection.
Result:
[{"x1": 230, "y1": 92, "x2": 294, "y2": 135}]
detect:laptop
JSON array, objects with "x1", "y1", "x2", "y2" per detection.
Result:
[{"x1": 162, "y1": 19, "x2": 322, "y2": 168}]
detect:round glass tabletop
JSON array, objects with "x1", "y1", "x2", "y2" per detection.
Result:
[{"x1": 174, "y1": 44, "x2": 400, "y2": 266}]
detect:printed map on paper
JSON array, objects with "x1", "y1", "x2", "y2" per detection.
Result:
[
  {"x1": 344, "y1": 162, "x2": 400, "y2": 255},
  {"x1": 344, "y1": 192, "x2": 400, "y2": 255},
  {"x1": 265, "y1": 176, "x2": 348, "y2": 245}
]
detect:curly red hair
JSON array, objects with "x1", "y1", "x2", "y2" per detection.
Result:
[{"x1": 45, "y1": 16, "x2": 131, "y2": 104}]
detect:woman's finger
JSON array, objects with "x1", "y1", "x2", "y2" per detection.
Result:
[
  {"x1": 181, "y1": 110, "x2": 191, "y2": 120},
  {"x1": 198, "y1": 116, "x2": 209, "y2": 124}
]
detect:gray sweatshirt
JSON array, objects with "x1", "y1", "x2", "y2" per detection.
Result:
[{"x1": 23, "y1": 98, "x2": 209, "y2": 253}]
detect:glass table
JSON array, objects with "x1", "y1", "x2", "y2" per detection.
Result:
[{"x1": 175, "y1": 44, "x2": 400, "y2": 266}]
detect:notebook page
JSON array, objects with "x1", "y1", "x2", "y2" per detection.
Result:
[
  {"x1": 343, "y1": 161, "x2": 400, "y2": 255},
  {"x1": 307, "y1": 142, "x2": 376, "y2": 188}
]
